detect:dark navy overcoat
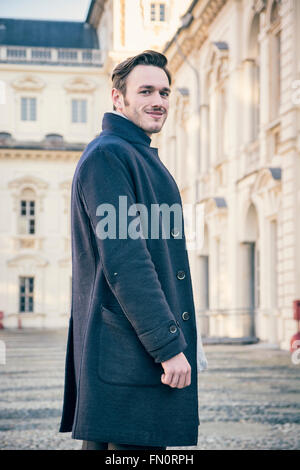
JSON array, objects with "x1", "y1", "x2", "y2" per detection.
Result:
[{"x1": 59, "y1": 112, "x2": 199, "y2": 446}]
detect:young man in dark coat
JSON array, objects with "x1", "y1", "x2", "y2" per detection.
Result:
[{"x1": 59, "y1": 50, "x2": 207, "y2": 450}]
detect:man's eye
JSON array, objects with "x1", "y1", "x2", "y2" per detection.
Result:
[
  {"x1": 161, "y1": 92, "x2": 169, "y2": 97},
  {"x1": 141, "y1": 90, "x2": 151, "y2": 94}
]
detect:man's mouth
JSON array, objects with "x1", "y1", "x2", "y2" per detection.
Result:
[{"x1": 145, "y1": 110, "x2": 164, "y2": 118}]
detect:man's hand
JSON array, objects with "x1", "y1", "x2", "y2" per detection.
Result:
[{"x1": 161, "y1": 352, "x2": 191, "y2": 389}]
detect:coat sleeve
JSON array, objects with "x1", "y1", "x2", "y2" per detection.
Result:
[{"x1": 77, "y1": 146, "x2": 188, "y2": 363}]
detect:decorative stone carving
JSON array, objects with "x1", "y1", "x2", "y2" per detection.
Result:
[
  {"x1": 19, "y1": 238, "x2": 35, "y2": 249},
  {"x1": 165, "y1": 0, "x2": 227, "y2": 74},
  {"x1": 206, "y1": 196, "x2": 227, "y2": 214},
  {"x1": 8, "y1": 175, "x2": 48, "y2": 190},
  {"x1": 8, "y1": 175, "x2": 48, "y2": 212},
  {"x1": 59, "y1": 179, "x2": 72, "y2": 214},
  {"x1": 7, "y1": 253, "x2": 48, "y2": 268},
  {"x1": 0, "y1": 149, "x2": 81, "y2": 161},
  {"x1": 252, "y1": 0, "x2": 267, "y2": 14},
  {"x1": 251, "y1": 167, "x2": 282, "y2": 217},
  {"x1": 63, "y1": 76, "x2": 97, "y2": 93},
  {"x1": 11, "y1": 75, "x2": 46, "y2": 91}
]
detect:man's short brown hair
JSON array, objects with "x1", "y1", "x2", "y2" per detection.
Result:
[{"x1": 111, "y1": 50, "x2": 172, "y2": 110}]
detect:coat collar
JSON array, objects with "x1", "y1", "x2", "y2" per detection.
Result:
[{"x1": 101, "y1": 112, "x2": 153, "y2": 148}]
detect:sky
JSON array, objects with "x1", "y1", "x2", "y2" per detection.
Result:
[{"x1": 0, "y1": 0, "x2": 92, "y2": 21}]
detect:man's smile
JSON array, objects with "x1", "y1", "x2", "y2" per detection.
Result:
[{"x1": 145, "y1": 110, "x2": 165, "y2": 119}]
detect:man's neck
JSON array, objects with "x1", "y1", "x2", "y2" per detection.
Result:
[
  {"x1": 111, "y1": 110, "x2": 129, "y2": 120},
  {"x1": 111, "y1": 110, "x2": 152, "y2": 137}
]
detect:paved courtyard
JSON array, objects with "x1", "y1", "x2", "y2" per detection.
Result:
[{"x1": 0, "y1": 328, "x2": 299, "y2": 450}]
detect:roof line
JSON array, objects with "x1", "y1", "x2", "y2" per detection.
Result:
[
  {"x1": 86, "y1": 0, "x2": 96, "y2": 23},
  {"x1": 0, "y1": 17, "x2": 85, "y2": 24},
  {"x1": 163, "y1": 0, "x2": 198, "y2": 53}
]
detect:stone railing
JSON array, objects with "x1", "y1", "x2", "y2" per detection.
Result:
[{"x1": 0, "y1": 46, "x2": 102, "y2": 67}]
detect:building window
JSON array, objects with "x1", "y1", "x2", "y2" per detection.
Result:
[
  {"x1": 270, "y1": 220, "x2": 278, "y2": 308},
  {"x1": 21, "y1": 97, "x2": 36, "y2": 121},
  {"x1": 217, "y1": 85, "x2": 229, "y2": 162},
  {"x1": 214, "y1": 237, "x2": 221, "y2": 309},
  {"x1": 248, "y1": 13, "x2": 260, "y2": 141},
  {"x1": 150, "y1": 2, "x2": 166, "y2": 22},
  {"x1": 71, "y1": 99, "x2": 87, "y2": 123},
  {"x1": 19, "y1": 276, "x2": 34, "y2": 313},
  {"x1": 200, "y1": 255, "x2": 210, "y2": 310},
  {"x1": 269, "y1": 0, "x2": 281, "y2": 120},
  {"x1": 19, "y1": 198, "x2": 35, "y2": 235},
  {"x1": 159, "y1": 3, "x2": 165, "y2": 21},
  {"x1": 270, "y1": 30, "x2": 281, "y2": 119}
]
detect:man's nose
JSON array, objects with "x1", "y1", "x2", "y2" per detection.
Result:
[{"x1": 151, "y1": 91, "x2": 165, "y2": 108}]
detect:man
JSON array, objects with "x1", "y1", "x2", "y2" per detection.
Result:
[{"x1": 59, "y1": 50, "x2": 207, "y2": 450}]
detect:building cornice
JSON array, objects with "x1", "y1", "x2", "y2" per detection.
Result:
[
  {"x1": 86, "y1": 0, "x2": 109, "y2": 28},
  {"x1": 0, "y1": 148, "x2": 81, "y2": 161},
  {"x1": 163, "y1": 0, "x2": 227, "y2": 74},
  {"x1": 0, "y1": 133, "x2": 87, "y2": 156}
]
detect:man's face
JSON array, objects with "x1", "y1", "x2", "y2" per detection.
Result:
[{"x1": 112, "y1": 65, "x2": 170, "y2": 137}]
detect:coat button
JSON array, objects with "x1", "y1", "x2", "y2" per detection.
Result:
[
  {"x1": 182, "y1": 311, "x2": 190, "y2": 321},
  {"x1": 169, "y1": 324, "x2": 177, "y2": 334},
  {"x1": 171, "y1": 227, "x2": 180, "y2": 238},
  {"x1": 176, "y1": 270, "x2": 186, "y2": 280}
]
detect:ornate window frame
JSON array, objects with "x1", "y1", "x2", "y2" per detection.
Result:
[{"x1": 8, "y1": 175, "x2": 48, "y2": 251}]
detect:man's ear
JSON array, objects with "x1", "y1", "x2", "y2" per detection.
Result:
[{"x1": 112, "y1": 88, "x2": 123, "y2": 111}]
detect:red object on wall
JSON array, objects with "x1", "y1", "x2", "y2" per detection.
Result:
[
  {"x1": 290, "y1": 331, "x2": 300, "y2": 353},
  {"x1": 0, "y1": 311, "x2": 4, "y2": 329},
  {"x1": 293, "y1": 300, "x2": 300, "y2": 321},
  {"x1": 291, "y1": 300, "x2": 300, "y2": 352}
]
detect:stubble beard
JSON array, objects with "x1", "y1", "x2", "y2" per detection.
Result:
[{"x1": 124, "y1": 97, "x2": 167, "y2": 135}]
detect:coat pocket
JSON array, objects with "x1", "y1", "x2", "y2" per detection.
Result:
[{"x1": 98, "y1": 305, "x2": 163, "y2": 387}]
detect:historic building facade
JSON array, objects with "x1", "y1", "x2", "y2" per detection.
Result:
[
  {"x1": 0, "y1": 0, "x2": 190, "y2": 328},
  {"x1": 0, "y1": 16, "x2": 107, "y2": 328},
  {"x1": 1, "y1": 0, "x2": 299, "y2": 351},
  {"x1": 157, "y1": 0, "x2": 300, "y2": 350}
]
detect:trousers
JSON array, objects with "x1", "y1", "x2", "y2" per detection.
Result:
[{"x1": 81, "y1": 440, "x2": 166, "y2": 450}]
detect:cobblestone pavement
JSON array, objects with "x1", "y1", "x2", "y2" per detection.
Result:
[{"x1": 0, "y1": 329, "x2": 299, "y2": 450}]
